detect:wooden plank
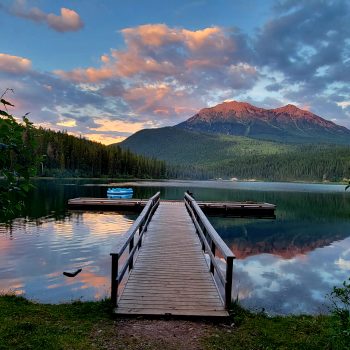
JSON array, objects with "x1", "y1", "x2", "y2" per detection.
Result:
[
  {"x1": 115, "y1": 201, "x2": 228, "y2": 317},
  {"x1": 119, "y1": 301, "x2": 223, "y2": 308},
  {"x1": 121, "y1": 287, "x2": 218, "y2": 294},
  {"x1": 121, "y1": 292, "x2": 221, "y2": 299},
  {"x1": 115, "y1": 308, "x2": 228, "y2": 317},
  {"x1": 124, "y1": 280, "x2": 215, "y2": 287}
]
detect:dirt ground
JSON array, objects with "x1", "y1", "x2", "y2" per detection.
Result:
[{"x1": 91, "y1": 317, "x2": 233, "y2": 350}]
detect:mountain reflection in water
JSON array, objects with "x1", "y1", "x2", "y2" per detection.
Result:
[{"x1": 208, "y1": 194, "x2": 350, "y2": 314}]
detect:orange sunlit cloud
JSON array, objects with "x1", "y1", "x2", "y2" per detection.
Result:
[
  {"x1": 91, "y1": 118, "x2": 153, "y2": 133},
  {"x1": 86, "y1": 134, "x2": 126, "y2": 144},
  {"x1": 47, "y1": 8, "x2": 83, "y2": 32},
  {"x1": 4, "y1": 2, "x2": 84, "y2": 33},
  {"x1": 54, "y1": 24, "x2": 232, "y2": 83},
  {"x1": 57, "y1": 119, "x2": 77, "y2": 127},
  {"x1": 0, "y1": 53, "x2": 32, "y2": 73},
  {"x1": 181, "y1": 27, "x2": 224, "y2": 50}
]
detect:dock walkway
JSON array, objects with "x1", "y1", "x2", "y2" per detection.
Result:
[
  {"x1": 68, "y1": 197, "x2": 275, "y2": 217},
  {"x1": 115, "y1": 201, "x2": 228, "y2": 317}
]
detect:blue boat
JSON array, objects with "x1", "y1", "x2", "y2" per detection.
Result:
[
  {"x1": 107, "y1": 193, "x2": 133, "y2": 199},
  {"x1": 107, "y1": 187, "x2": 133, "y2": 196}
]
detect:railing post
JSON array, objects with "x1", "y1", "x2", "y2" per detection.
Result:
[
  {"x1": 144, "y1": 219, "x2": 148, "y2": 232},
  {"x1": 201, "y1": 226, "x2": 206, "y2": 251},
  {"x1": 111, "y1": 253, "x2": 119, "y2": 307},
  {"x1": 129, "y1": 237, "x2": 134, "y2": 270},
  {"x1": 138, "y1": 221, "x2": 143, "y2": 249},
  {"x1": 210, "y1": 240, "x2": 216, "y2": 274},
  {"x1": 225, "y1": 256, "x2": 234, "y2": 309}
]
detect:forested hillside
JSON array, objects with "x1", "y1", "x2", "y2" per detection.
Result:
[
  {"x1": 120, "y1": 127, "x2": 350, "y2": 182},
  {"x1": 34, "y1": 128, "x2": 166, "y2": 178}
]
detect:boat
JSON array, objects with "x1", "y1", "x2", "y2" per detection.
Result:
[
  {"x1": 107, "y1": 187, "x2": 133, "y2": 195},
  {"x1": 107, "y1": 193, "x2": 133, "y2": 199}
]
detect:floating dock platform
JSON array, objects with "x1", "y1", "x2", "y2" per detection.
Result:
[{"x1": 68, "y1": 198, "x2": 276, "y2": 217}]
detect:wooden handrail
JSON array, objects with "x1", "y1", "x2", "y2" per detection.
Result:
[
  {"x1": 110, "y1": 192, "x2": 160, "y2": 306},
  {"x1": 184, "y1": 192, "x2": 235, "y2": 309}
]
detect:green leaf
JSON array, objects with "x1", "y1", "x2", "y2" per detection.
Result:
[{"x1": 0, "y1": 110, "x2": 11, "y2": 117}]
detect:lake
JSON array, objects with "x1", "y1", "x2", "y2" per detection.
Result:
[{"x1": 1, "y1": 179, "x2": 349, "y2": 315}]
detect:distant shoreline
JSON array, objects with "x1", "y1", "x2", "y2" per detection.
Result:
[{"x1": 31, "y1": 176, "x2": 349, "y2": 186}]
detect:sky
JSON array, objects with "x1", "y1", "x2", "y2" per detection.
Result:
[{"x1": 0, "y1": 0, "x2": 349, "y2": 144}]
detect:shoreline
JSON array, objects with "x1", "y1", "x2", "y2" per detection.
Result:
[{"x1": 31, "y1": 176, "x2": 349, "y2": 186}]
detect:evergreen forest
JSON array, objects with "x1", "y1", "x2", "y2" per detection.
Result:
[
  {"x1": 34, "y1": 128, "x2": 166, "y2": 178},
  {"x1": 120, "y1": 127, "x2": 350, "y2": 182}
]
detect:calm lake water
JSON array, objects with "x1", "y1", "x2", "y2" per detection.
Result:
[{"x1": 1, "y1": 179, "x2": 350, "y2": 315}]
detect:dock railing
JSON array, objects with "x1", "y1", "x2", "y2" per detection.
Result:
[
  {"x1": 184, "y1": 192, "x2": 236, "y2": 308},
  {"x1": 110, "y1": 192, "x2": 160, "y2": 306}
]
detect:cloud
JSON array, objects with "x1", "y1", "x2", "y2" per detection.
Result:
[
  {"x1": 56, "y1": 24, "x2": 256, "y2": 85},
  {"x1": 55, "y1": 24, "x2": 258, "y2": 125},
  {"x1": 0, "y1": 53, "x2": 32, "y2": 73},
  {"x1": 255, "y1": 1, "x2": 350, "y2": 86},
  {"x1": 257, "y1": 2, "x2": 344, "y2": 69},
  {"x1": 46, "y1": 8, "x2": 84, "y2": 33},
  {"x1": 2, "y1": 1, "x2": 83, "y2": 32},
  {"x1": 246, "y1": 0, "x2": 350, "y2": 127}
]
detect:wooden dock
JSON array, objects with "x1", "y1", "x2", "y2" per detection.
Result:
[
  {"x1": 116, "y1": 201, "x2": 227, "y2": 316},
  {"x1": 110, "y1": 192, "x2": 235, "y2": 318},
  {"x1": 68, "y1": 197, "x2": 275, "y2": 217},
  {"x1": 68, "y1": 197, "x2": 147, "y2": 211}
]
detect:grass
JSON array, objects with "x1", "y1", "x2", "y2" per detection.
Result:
[
  {"x1": 0, "y1": 295, "x2": 348, "y2": 350},
  {"x1": 204, "y1": 303, "x2": 345, "y2": 350},
  {"x1": 0, "y1": 295, "x2": 112, "y2": 349}
]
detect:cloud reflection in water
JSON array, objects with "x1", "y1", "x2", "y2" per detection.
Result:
[{"x1": 0, "y1": 212, "x2": 135, "y2": 303}]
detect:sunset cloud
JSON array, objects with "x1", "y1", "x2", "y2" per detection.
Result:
[
  {"x1": 57, "y1": 24, "x2": 253, "y2": 84},
  {"x1": 53, "y1": 23, "x2": 258, "y2": 122},
  {"x1": 0, "y1": 53, "x2": 32, "y2": 73},
  {"x1": 1, "y1": 1, "x2": 83, "y2": 32},
  {"x1": 46, "y1": 8, "x2": 84, "y2": 33}
]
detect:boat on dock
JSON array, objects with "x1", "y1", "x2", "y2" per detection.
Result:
[
  {"x1": 107, "y1": 187, "x2": 133, "y2": 196},
  {"x1": 107, "y1": 193, "x2": 133, "y2": 199}
]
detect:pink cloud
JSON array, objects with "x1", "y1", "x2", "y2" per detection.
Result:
[
  {"x1": 46, "y1": 8, "x2": 83, "y2": 33},
  {"x1": 55, "y1": 24, "x2": 247, "y2": 84},
  {"x1": 181, "y1": 27, "x2": 224, "y2": 51},
  {"x1": 122, "y1": 82, "x2": 204, "y2": 118},
  {"x1": 3, "y1": 1, "x2": 83, "y2": 32},
  {"x1": 0, "y1": 53, "x2": 32, "y2": 74},
  {"x1": 55, "y1": 67, "x2": 114, "y2": 83},
  {"x1": 122, "y1": 24, "x2": 180, "y2": 47},
  {"x1": 52, "y1": 24, "x2": 258, "y2": 125}
]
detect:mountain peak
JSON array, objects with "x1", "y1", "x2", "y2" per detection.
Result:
[
  {"x1": 273, "y1": 104, "x2": 309, "y2": 115},
  {"x1": 177, "y1": 100, "x2": 350, "y2": 143},
  {"x1": 195, "y1": 100, "x2": 264, "y2": 122},
  {"x1": 208, "y1": 100, "x2": 261, "y2": 113}
]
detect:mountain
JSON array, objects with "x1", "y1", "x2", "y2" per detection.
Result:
[
  {"x1": 118, "y1": 101, "x2": 350, "y2": 181},
  {"x1": 177, "y1": 101, "x2": 350, "y2": 143}
]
